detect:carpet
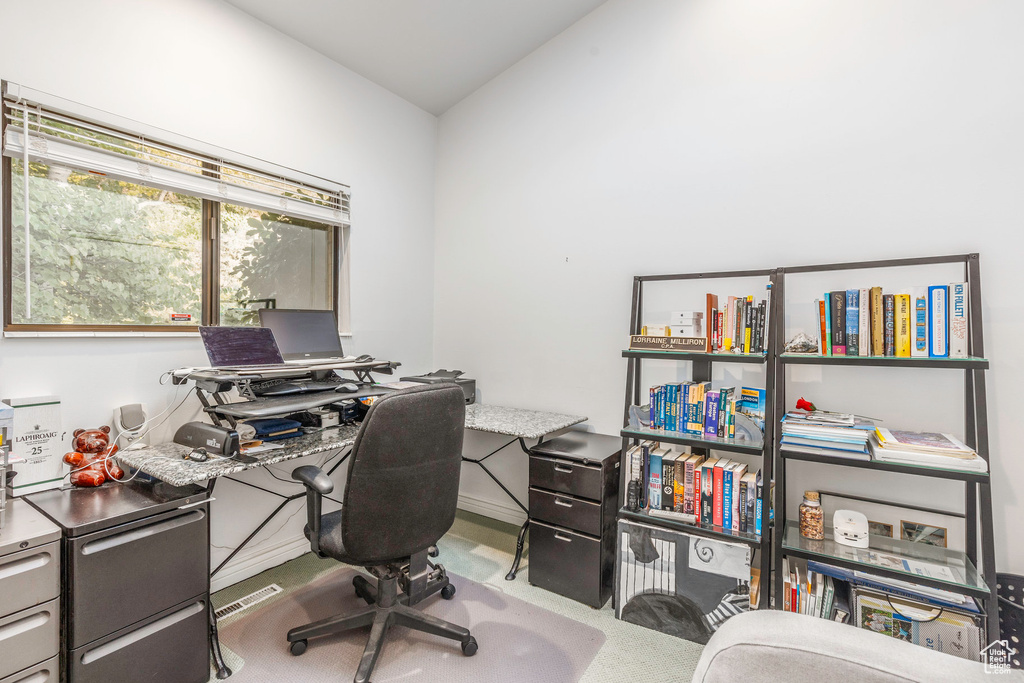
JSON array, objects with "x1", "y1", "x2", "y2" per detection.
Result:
[{"x1": 219, "y1": 566, "x2": 606, "y2": 682}]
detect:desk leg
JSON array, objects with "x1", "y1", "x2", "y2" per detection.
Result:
[
  {"x1": 505, "y1": 518, "x2": 529, "y2": 581},
  {"x1": 209, "y1": 598, "x2": 232, "y2": 679}
]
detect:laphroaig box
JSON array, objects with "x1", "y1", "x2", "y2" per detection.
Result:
[{"x1": 4, "y1": 396, "x2": 63, "y2": 496}]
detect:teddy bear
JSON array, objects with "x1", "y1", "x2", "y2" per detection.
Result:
[{"x1": 63, "y1": 426, "x2": 124, "y2": 487}]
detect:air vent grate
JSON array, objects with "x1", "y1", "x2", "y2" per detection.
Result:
[{"x1": 214, "y1": 583, "x2": 283, "y2": 620}]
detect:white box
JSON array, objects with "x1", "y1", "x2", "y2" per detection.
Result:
[
  {"x1": 4, "y1": 396, "x2": 64, "y2": 496},
  {"x1": 641, "y1": 325, "x2": 669, "y2": 337},
  {"x1": 670, "y1": 311, "x2": 704, "y2": 325},
  {"x1": 669, "y1": 324, "x2": 703, "y2": 337}
]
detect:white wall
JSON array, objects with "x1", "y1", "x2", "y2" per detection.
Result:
[
  {"x1": 435, "y1": 0, "x2": 1024, "y2": 573},
  {"x1": 0, "y1": 0, "x2": 438, "y2": 587}
]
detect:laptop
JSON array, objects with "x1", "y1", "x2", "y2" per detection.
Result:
[
  {"x1": 199, "y1": 326, "x2": 287, "y2": 369},
  {"x1": 258, "y1": 309, "x2": 354, "y2": 364}
]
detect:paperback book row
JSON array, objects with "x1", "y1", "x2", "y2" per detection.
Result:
[
  {"x1": 648, "y1": 384, "x2": 766, "y2": 437},
  {"x1": 705, "y1": 287, "x2": 772, "y2": 354},
  {"x1": 783, "y1": 559, "x2": 984, "y2": 662},
  {"x1": 779, "y1": 409, "x2": 987, "y2": 473},
  {"x1": 814, "y1": 282, "x2": 968, "y2": 358},
  {"x1": 625, "y1": 441, "x2": 769, "y2": 537}
]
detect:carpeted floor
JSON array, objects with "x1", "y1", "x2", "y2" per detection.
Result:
[{"x1": 212, "y1": 509, "x2": 705, "y2": 682}]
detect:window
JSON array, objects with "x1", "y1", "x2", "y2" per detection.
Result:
[{"x1": 1, "y1": 84, "x2": 350, "y2": 332}]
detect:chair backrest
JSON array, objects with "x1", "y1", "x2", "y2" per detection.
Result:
[{"x1": 341, "y1": 383, "x2": 466, "y2": 563}]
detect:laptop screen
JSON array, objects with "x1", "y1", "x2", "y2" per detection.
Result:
[
  {"x1": 199, "y1": 327, "x2": 284, "y2": 367},
  {"x1": 258, "y1": 309, "x2": 344, "y2": 360}
]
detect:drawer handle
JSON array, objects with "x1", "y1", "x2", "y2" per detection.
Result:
[
  {"x1": 0, "y1": 611, "x2": 51, "y2": 642},
  {"x1": 554, "y1": 498, "x2": 573, "y2": 508},
  {"x1": 0, "y1": 552, "x2": 50, "y2": 580},
  {"x1": 553, "y1": 464, "x2": 573, "y2": 474},
  {"x1": 554, "y1": 532, "x2": 573, "y2": 543},
  {"x1": 80, "y1": 601, "x2": 205, "y2": 664},
  {"x1": 10, "y1": 670, "x2": 51, "y2": 683},
  {"x1": 82, "y1": 510, "x2": 204, "y2": 555}
]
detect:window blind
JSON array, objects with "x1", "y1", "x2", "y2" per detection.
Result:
[{"x1": 2, "y1": 89, "x2": 350, "y2": 227}]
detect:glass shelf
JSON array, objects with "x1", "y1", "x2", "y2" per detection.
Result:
[
  {"x1": 780, "y1": 448, "x2": 989, "y2": 482},
  {"x1": 619, "y1": 508, "x2": 762, "y2": 546},
  {"x1": 780, "y1": 353, "x2": 988, "y2": 369},
  {"x1": 622, "y1": 349, "x2": 767, "y2": 364},
  {"x1": 781, "y1": 521, "x2": 988, "y2": 598},
  {"x1": 621, "y1": 426, "x2": 764, "y2": 455}
]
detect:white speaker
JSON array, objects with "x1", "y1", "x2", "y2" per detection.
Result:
[{"x1": 114, "y1": 403, "x2": 147, "y2": 447}]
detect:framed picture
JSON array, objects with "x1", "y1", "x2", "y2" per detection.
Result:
[
  {"x1": 900, "y1": 521, "x2": 947, "y2": 548},
  {"x1": 819, "y1": 493, "x2": 963, "y2": 552}
]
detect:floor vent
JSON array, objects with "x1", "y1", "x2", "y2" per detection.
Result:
[{"x1": 215, "y1": 583, "x2": 284, "y2": 620}]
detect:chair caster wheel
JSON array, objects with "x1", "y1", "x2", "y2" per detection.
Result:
[
  {"x1": 461, "y1": 636, "x2": 478, "y2": 656},
  {"x1": 441, "y1": 583, "x2": 456, "y2": 600},
  {"x1": 428, "y1": 545, "x2": 439, "y2": 558},
  {"x1": 289, "y1": 639, "x2": 307, "y2": 656}
]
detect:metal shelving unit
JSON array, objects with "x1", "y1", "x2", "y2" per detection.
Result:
[
  {"x1": 619, "y1": 267, "x2": 780, "y2": 606},
  {"x1": 771, "y1": 253, "x2": 999, "y2": 640}
]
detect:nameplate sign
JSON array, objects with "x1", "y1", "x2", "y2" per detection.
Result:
[{"x1": 629, "y1": 335, "x2": 707, "y2": 352}]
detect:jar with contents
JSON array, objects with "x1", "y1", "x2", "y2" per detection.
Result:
[{"x1": 799, "y1": 491, "x2": 824, "y2": 540}]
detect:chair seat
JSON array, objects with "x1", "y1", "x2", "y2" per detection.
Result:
[{"x1": 306, "y1": 510, "x2": 352, "y2": 562}]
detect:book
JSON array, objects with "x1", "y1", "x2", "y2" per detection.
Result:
[
  {"x1": 858, "y1": 288, "x2": 869, "y2": 356},
  {"x1": 829, "y1": 291, "x2": 846, "y2": 355},
  {"x1": 683, "y1": 454, "x2": 703, "y2": 514},
  {"x1": 723, "y1": 296, "x2": 736, "y2": 351},
  {"x1": 699, "y1": 459, "x2": 717, "y2": 526},
  {"x1": 705, "y1": 294, "x2": 719, "y2": 352},
  {"x1": 763, "y1": 283, "x2": 772, "y2": 352},
  {"x1": 712, "y1": 458, "x2": 728, "y2": 527},
  {"x1": 647, "y1": 447, "x2": 667, "y2": 509},
  {"x1": 704, "y1": 390, "x2": 720, "y2": 436},
  {"x1": 894, "y1": 293, "x2": 912, "y2": 357},
  {"x1": 626, "y1": 444, "x2": 643, "y2": 482},
  {"x1": 744, "y1": 295, "x2": 754, "y2": 353},
  {"x1": 729, "y1": 462, "x2": 746, "y2": 532},
  {"x1": 929, "y1": 285, "x2": 949, "y2": 357},
  {"x1": 824, "y1": 294, "x2": 833, "y2": 356},
  {"x1": 722, "y1": 462, "x2": 734, "y2": 530},
  {"x1": 738, "y1": 387, "x2": 766, "y2": 431},
  {"x1": 816, "y1": 299, "x2": 827, "y2": 356},
  {"x1": 743, "y1": 472, "x2": 756, "y2": 533},
  {"x1": 754, "y1": 469, "x2": 764, "y2": 536},
  {"x1": 874, "y1": 428, "x2": 975, "y2": 456},
  {"x1": 738, "y1": 477, "x2": 748, "y2": 533},
  {"x1": 948, "y1": 282, "x2": 968, "y2": 358},
  {"x1": 845, "y1": 289, "x2": 860, "y2": 356},
  {"x1": 883, "y1": 293, "x2": 895, "y2": 356},
  {"x1": 662, "y1": 453, "x2": 679, "y2": 510},
  {"x1": 911, "y1": 286, "x2": 929, "y2": 358},
  {"x1": 869, "y1": 286, "x2": 884, "y2": 356}
]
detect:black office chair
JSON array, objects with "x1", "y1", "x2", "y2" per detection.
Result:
[{"x1": 288, "y1": 384, "x2": 477, "y2": 683}]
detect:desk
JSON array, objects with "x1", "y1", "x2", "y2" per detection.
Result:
[{"x1": 119, "y1": 403, "x2": 585, "y2": 679}]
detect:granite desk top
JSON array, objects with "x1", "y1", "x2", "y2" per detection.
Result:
[{"x1": 119, "y1": 404, "x2": 587, "y2": 487}]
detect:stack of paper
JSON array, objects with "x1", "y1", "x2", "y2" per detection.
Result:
[
  {"x1": 780, "y1": 410, "x2": 875, "y2": 460},
  {"x1": 870, "y1": 428, "x2": 987, "y2": 472}
]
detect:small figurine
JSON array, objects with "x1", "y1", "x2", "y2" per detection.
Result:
[{"x1": 64, "y1": 426, "x2": 124, "y2": 487}]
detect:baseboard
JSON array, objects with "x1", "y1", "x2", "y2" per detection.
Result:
[
  {"x1": 211, "y1": 535, "x2": 311, "y2": 593},
  {"x1": 457, "y1": 492, "x2": 527, "y2": 526}
]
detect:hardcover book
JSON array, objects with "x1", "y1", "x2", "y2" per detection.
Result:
[
  {"x1": 816, "y1": 299, "x2": 827, "y2": 356},
  {"x1": 705, "y1": 294, "x2": 719, "y2": 352},
  {"x1": 948, "y1": 282, "x2": 968, "y2": 358},
  {"x1": 911, "y1": 286, "x2": 929, "y2": 358},
  {"x1": 858, "y1": 288, "x2": 869, "y2": 356},
  {"x1": 883, "y1": 294, "x2": 895, "y2": 356},
  {"x1": 704, "y1": 390, "x2": 720, "y2": 437},
  {"x1": 700, "y1": 459, "x2": 717, "y2": 526},
  {"x1": 662, "y1": 454, "x2": 678, "y2": 511},
  {"x1": 730, "y1": 462, "x2": 747, "y2": 532},
  {"x1": 830, "y1": 291, "x2": 847, "y2": 355},
  {"x1": 929, "y1": 285, "x2": 949, "y2": 358},
  {"x1": 648, "y1": 447, "x2": 667, "y2": 509},
  {"x1": 894, "y1": 294, "x2": 912, "y2": 357},
  {"x1": 713, "y1": 459, "x2": 728, "y2": 527},
  {"x1": 845, "y1": 289, "x2": 860, "y2": 356},
  {"x1": 742, "y1": 471, "x2": 757, "y2": 533},
  {"x1": 870, "y1": 286, "x2": 884, "y2": 356}
]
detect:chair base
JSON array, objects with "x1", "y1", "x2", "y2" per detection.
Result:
[{"x1": 287, "y1": 569, "x2": 476, "y2": 683}]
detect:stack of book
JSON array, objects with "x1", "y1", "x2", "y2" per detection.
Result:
[
  {"x1": 779, "y1": 410, "x2": 875, "y2": 461},
  {"x1": 781, "y1": 558, "x2": 852, "y2": 621},
  {"x1": 647, "y1": 385, "x2": 765, "y2": 438},
  {"x1": 813, "y1": 283, "x2": 969, "y2": 358},
  {"x1": 705, "y1": 287, "x2": 772, "y2": 355},
  {"x1": 870, "y1": 428, "x2": 988, "y2": 472},
  {"x1": 625, "y1": 441, "x2": 768, "y2": 537}
]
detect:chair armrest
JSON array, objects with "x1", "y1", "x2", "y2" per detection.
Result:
[
  {"x1": 292, "y1": 465, "x2": 334, "y2": 495},
  {"x1": 291, "y1": 465, "x2": 333, "y2": 556}
]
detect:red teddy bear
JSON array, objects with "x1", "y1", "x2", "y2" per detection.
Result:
[{"x1": 64, "y1": 426, "x2": 124, "y2": 487}]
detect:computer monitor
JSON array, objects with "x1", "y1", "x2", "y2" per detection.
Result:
[
  {"x1": 199, "y1": 326, "x2": 284, "y2": 367},
  {"x1": 258, "y1": 309, "x2": 345, "y2": 361}
]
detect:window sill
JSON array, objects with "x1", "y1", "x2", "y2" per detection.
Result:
[{"x1": 4, "y1": 330, "x2": 201, "y2": 339}]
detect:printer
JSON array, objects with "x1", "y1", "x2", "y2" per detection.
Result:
[{"x1": 399, "y1": 370, "x2": 476, "y2": 404}]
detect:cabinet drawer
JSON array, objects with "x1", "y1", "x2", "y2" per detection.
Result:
[
  {"x1": 529, "y1": 455, "x2": 604, "y2": 501},
  {"x1": 68, "y1": 505, "x2": 208, "y2": 649},
  {"x1": 0, "y1": 599, "x2": 59, "y2": 680},
  {"x1": 0, "y1": 655, "x2": 58, "y2": 683},
  {"x1": 528, "y1": 521, "x2": 606, "y2": 608},
  {"x1": 68, "y1": 597, "x2": 209, "y2": 683},
  {"x1": 529, "y1": 487, "x2": 602, "y2": 537},
  {"x1": 0, "y1": 541, "x2": 59, "y2": 617}
]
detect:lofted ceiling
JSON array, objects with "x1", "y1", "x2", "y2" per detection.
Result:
[{"x1": 224, "y1": 0, "x2": 608, "y2": 115}]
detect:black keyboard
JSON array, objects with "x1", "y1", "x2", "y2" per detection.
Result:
[{"x1": 254, "y1": 379, "x2": 344, "y2": 396}]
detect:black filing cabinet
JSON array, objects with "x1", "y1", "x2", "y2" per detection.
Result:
[
  {"x1": 27, "y1": 480, "x2": 210, "y2": 683},
  {"x1": 528, "y1": 432, "x2": 620, "y2": 608}
]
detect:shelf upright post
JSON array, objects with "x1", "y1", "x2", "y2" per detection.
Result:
[
  {"x1": 620, "y1": 276, "x2": 643, "y2": 508},
  {"x1": 772, "y1": 269, "x2": 788, "y2": 609}
]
